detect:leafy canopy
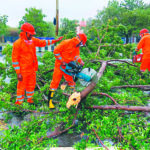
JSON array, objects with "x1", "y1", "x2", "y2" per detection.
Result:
[
  {"x1": 19, "y1": 7, "x2": 55, "y2": 37},
  {"x1": 0, "y1": 15, "x2": 8, "y2": 36},
  {"x1": 59, "y1": 18, "x2": 78, "y2": 38},
  {"x1": 96, "y1": 0, "x2": 150, "y2": 42}
]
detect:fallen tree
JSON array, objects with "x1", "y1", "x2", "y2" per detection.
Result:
[{"x1": 1, "y1": 21, "x2": 150, "y2": 150}]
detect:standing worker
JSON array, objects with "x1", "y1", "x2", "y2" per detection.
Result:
[
  {"x1": 135, "y1": 28, "x2": 150, "y2": 72},
  {"x1": 48, "y1": 33, "x2": 87, "y2": 108},
  {"x1": 12, "y1": 22, "x2": 63, "y2": 105}
]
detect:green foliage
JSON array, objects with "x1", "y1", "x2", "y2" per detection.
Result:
[
  {"x1": 120, "y1": 0, "x2": 145, "y2": 10},
  {"x1": 59, "y1": 18, "x2": 78, "y2": 38},
  {"x1": 96, "y1": 0, "x2": 150, "y2": 43},
  {"x1": 1, "y1": 115, "x2": 58, "y2": 150},
  {"x1": 0, "y1": 22, "x2": 150, "y2": 150},
  {"x1": 19, "y1": 7, "x2": 55, "y2": 37},
  {"x1": 0, "y1": 14, "x2": 8, "y2": 36},
  {"x1": 85, "y1": 19, "x2": 131, "y2": 58}
]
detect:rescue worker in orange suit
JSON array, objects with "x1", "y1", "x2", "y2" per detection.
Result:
[
  {"x1": 12, "y1": 22, "x2": 63, "y2": 105},
  {"x1": 135, "y1": 28, "x2": 150, "y2": 72},
  {"x1": 48, "y1": 33, "x2": 87, "y2": 109}
]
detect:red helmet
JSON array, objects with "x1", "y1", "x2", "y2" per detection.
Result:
[
  {"x1": 77, "y1": 33, "x2": 87, "y2": 45},
  {"x1": 21, "y1": 22, "x2": 36, "y2": 35},
  {"x1": 139, "y1": 28, "x2": 149, "y2": 35}
]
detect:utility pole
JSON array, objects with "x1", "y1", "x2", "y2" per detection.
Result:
[{"x1": 56, "y1": 0, "x2": 59, "y2": 36}]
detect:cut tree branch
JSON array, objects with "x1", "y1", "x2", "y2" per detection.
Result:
[
  {"x1": 86, "y1": 105, "x2": 150, "y2": 112},
  {"x1": 80, "y1": 61, "x2": 108, "y2": 100},
  {"x1": 107, "y1": 59, "x2": 137, "y2": 67},
  {"x1": 111, "y1": 85, "x2": 150, "y2": 91},
  {"x1": 98, "y1": 43, "x2": 127, "y2": 47},
  {"x1": 91, "y1": 92, "x2": 118, "y2": 105},
  {"x1": 90, "y1": 59, "x2": 117, "y2": 67}
]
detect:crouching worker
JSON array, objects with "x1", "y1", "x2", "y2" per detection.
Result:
[
  {"x1": 12, "y1": 22, "x2": 63, "y2": 105},
  {"x1": 48, "y1": 33, "x2": 87, "y2": 109}
]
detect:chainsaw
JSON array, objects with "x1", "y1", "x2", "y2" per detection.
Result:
[
  {"x1": 132, "y1": 51, "x2": 143, "y2": 63},
  {"x1": 60, "y1": 61, "x2": 97, "y2": 86}
]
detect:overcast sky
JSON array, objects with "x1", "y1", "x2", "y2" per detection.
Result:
[{"x1": 0, "y1": 0, "x2": 150, "y2": 27}]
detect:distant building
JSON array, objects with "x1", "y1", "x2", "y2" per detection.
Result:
[{"x1": 76, "y1": 21, "x2": 86, "y2": 34}]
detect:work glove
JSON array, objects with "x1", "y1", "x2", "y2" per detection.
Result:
[
  {"x1": 55, "y1": 36, "x2": 63, "y2": 42},
  {"x1": 17, "y1": 73, "x2": 23, "y2": 81},
  {"x1": 80, "y1": 60, "x2": 84, "y2": 66}
]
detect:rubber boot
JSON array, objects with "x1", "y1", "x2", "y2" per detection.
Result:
[
  {"x1": 48, "y1": 89, "x2": 55, "y2": 108},
  {"x1": 27, "y1": 98, "x2": 34, "y2": 103}
]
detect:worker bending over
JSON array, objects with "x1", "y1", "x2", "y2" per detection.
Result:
[{"x1": 48, "y1": 33, "x2": 87, "y2": 108}]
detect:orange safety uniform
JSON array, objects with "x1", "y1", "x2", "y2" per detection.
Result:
[
  {"x1": 12, "y1": 32, "x2": 57, "y2": 103},
  {"x1": 137, "y1": 33, "x2": 150, "y2": 71},
  {"x1": 50, "y1": 37, "x2": 83, "y2": 90}
]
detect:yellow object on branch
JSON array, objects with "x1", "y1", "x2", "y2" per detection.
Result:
[
  {"x1": 61, "y1": 82, "x2": 68, "y2": 90},
  {"x1": 61, "y1": 84, "x2": 67, "y2": 90},
  {"x1": 66, "y1": 92, "x2": 81, "y2": 109}
]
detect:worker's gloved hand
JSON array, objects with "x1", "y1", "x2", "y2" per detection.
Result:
[
  {"x1": 55, "y1": 36, "x2": 63, "y2": 42},
  {"x1": 17, "y1": 73, "x2": 23, "y2": 81},
  {"x1": 80, "y1": 60, "x2": 84, "y2": 66}
]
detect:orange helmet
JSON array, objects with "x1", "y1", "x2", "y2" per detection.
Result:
[
  {"x1": 139, "y1": 28, "x2": 149, "y2": 36},
  {"x1": 77, "y1": 33, "x2": 87, "y2": 45},
  {"x1": 21, "y1": 22, "x2": 36, "y2": 35}
]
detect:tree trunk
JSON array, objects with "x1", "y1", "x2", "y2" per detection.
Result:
[{"x1": 78, "y1": 61, "x2": 107, "y2": 101}]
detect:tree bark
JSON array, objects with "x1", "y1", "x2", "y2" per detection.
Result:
[
  {"x1": 91, "y1": 92, "x2": 118, "y2": 105},
  {"x1": 111, "y1": 85, "x2": 150, "y2": 91},
  {"x1": 86, "y1": 105, "x2": 150, "y2": 112},
  {"x1": 107, "y1": 59, "x2": 137, "y2": 67},
  {"x1": 80, "y1": 61, "x2": 107, "y2": 99},
  {"x1": 90, "y1": 59, "x2": 117, "y2": 67}
]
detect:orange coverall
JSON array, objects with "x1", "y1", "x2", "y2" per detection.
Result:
[
  {"x1": 137, "y1": 33, "x2": 150, "y2": 71},
  {"x1": 50, "y1": 37, "x2": 83, "y2": 90},
  {"x1": 12, "y1": 32, "x2": 57, "y2": 103}
]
